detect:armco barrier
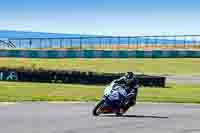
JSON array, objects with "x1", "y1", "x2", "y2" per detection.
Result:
[
  {"x1": 0, "y1": 69, "x2": 166, "y2": 87},
  {"x1": 0, "y1": 50, "x2": 200, "y2": 58}
]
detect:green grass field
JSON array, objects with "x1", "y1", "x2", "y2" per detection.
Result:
[
  {"x1": 0, "y1": 58, "x2": 200, "y2": 75},
  {"x1": 0, "y1": 81, "x2": 200, "y2": 103},
  {"x1": 1, "y1": 58, "x2": 200, "y2": 103}
]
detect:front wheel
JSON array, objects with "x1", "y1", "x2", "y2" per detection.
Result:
[{"x1": 92, "y1": 100, "x2": 105, "y2": 116}]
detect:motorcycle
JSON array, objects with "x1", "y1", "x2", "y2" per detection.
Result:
[{"x1": 93, "y1": 81, "x2": 136, "y2": 116}]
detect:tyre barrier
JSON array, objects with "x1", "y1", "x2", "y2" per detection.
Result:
[{"x1": 0, "y1": 68, "x2": 166, "y2": 87}]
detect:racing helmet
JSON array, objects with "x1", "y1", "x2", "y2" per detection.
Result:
[{"x1": 124, "y1": 72, "x2": 135, "y2": 85}]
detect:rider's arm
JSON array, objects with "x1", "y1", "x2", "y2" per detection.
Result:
[
  {"x1": 113, "y1": 76, "x2": 126, "y2": 84},
  {"x1": 128, "y1": 78, "x2": 139, "y2": 95}
]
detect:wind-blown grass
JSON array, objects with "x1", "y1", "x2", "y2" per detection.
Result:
[
  {"x1": 0, "y1": 81, "x2": 200, "y2": 103},
  {"x1": 0, "y1": 58, "x2": 200, "y2": 75}
]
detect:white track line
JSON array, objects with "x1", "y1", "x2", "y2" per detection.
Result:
[
  {"x1": 0, "y1": 101, "x2": 199, "y2": 106},
  {"x1": 48, "y1": 101, "x2": 200, "y2": 106},
  {"x1": 0, "y1": 102, "x2": 16, "y2": 105},
  {"x1": 47, "y1": 101, "x2": 87, "y2": 104}
]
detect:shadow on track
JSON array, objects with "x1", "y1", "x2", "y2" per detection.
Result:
[{"x1": 100, "y1": 115, "x2": 168, "y2": 119}]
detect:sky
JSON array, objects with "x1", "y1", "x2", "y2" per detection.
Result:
[{"x1": 1, "y1": 0, "x2": 200, "y2": 36}]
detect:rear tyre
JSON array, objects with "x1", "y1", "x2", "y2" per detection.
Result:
[
  {"x1": 92, "y1": 100, "x2": 105, "y2": 116},
  {"x1": 115, "y1": 112, "x2": 123, "y2": 116},
  {"x1": 115, "y1": 108, "x2": 124, "y2": 116}
]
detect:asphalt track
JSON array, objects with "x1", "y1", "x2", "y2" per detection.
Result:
[{"x1": 0, "y1": 102, "x2": 200, "y2": 133}]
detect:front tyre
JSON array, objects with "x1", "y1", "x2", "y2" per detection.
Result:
[{"x1": 92, "y1": 100, "x2": 105, "y2": 116}]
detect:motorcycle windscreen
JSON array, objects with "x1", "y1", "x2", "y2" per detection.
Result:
[{"x1": 104, "y1": 82, "x2": 115, "y2": 96}]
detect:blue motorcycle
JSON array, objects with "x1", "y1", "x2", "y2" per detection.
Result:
[{"x1": 93, "y1": 82, "x2": 136, "y2": 116}]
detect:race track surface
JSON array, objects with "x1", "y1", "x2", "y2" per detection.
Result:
[{"x1": 0, "y1": 102, "x2": 200, "y2": 133}]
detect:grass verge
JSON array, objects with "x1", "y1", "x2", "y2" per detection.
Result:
[
  {"x1": 0, "y1": 58, "x2": 200, "y2": 75},
  {"x1": 0, "y1": 81, "x2": 200, "y2": 103}
]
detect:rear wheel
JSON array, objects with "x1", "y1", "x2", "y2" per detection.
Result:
[
  {"x1": 115, "y1": 108, "x2": 125, "y2": 116},
  {"x1": 115, "y1": 112, "x2": 123, "y2": 116},
  {"x1": 92, "y1": 100, "x2": 105, "y2": 116}
]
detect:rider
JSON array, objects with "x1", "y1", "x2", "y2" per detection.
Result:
[
  {"x1": 113, "y1": 72, "x2": 139, "y2": 107},
  {"x1": 107, "y1": 72, "x2": 139, "y2": 112}
]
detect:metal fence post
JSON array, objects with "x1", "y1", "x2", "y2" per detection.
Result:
[
  {"x1": 29, "y1": 39, "x2": 32, "y2": 48},
  {"x1": 60, "y1": 39, "x2": 63, "y2": 48},
  {"x1": 70, "y1": 39, "x2": 73, "y2": 48},
  {"x1": 49, "y1": 39, "x2": 52, "y2": 48},
  {"x1": 174, "y1": 36, "x2": 177, "y2": 48},
  {"x1": 145, "y1": 37, "x2": 149, "y2": 48},
  {"x1": 40, "y1": 39, "x2": 42, "y2": 49},
  {"x1": 136, "y1": 37, "x2": 139, "y2": 49},
  {"x1": 109, "y1": 37, "x2": 112, "y2": 49},
  {"x1": 80, "y1": 37, "x2": 82, "y2": 49},
  {"x1": 19, "y1": 40, "x2": 21, "y2": 48},
  {"x1": 154, "y1": 37, "x2": 158, "y2": 48},
  {"x1": 99, "y1": 37, "x2": 102, "y2": 49},
  {"x1": 128, "y1": 37, "x2": 130, "y2": 49},
  {"x1": 118, "y1": 36, "x2": 120, "y2": 49},
  {"x1": 183, "y1": 35, "x2": 186, "y2": 48}
]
